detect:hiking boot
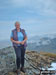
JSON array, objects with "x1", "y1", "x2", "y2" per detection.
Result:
[
  {"x1": 20, "y1": 67, "x2": 25, "y2": 73},
  {"x1": 17, "y1": 69, "x2": 21, "y2": 75}
]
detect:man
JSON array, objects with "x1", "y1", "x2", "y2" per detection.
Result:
[{"x1": 10, "y1": 21, "x2": 27, "y2": 75}]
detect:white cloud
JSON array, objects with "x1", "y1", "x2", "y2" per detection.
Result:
[
  {"x1": 0, "y1": 0, "x2": 56, "y2": 16},
  {"x1": 0, "y1": 17, "x2": 56, "y2": 40},
  {"x1": 12, "y1": 0, "x2": 28, "y2": 7},
  {"x1": 11, "y1": 0, "x2": 56, "y2": 16},
  {"x1": 0, "y1": 0, "x2": 56, "y2": 40}
]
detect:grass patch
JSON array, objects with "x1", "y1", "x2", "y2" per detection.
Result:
[{"x1": 40, "y1": 51, "x2": 56, "y2": 58}]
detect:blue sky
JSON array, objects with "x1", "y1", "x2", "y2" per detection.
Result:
[{"x1": 0, "y1": 0, "x2": 56, "y2": 40}]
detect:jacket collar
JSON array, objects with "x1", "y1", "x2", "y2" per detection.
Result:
[{"x1": 15, "y1": 28, "x2": 21, "y2": 32}]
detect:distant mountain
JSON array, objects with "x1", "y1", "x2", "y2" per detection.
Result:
[
  {"x1": 0, "y1": 33, "x2": 56, "y2": 53},
  {"x1": 27, "y1": 35, "x2": 56, "y2": 53}
]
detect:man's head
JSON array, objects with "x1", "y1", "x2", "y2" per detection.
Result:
[{"x1": 15, "y1": 21, "x2": 20, "y2": 30}]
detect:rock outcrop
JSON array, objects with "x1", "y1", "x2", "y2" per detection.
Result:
[
  {"x1": 0, "y1": 46, "x2": 56, "y2": 75},
  {"x1": 0, "y1": 46, "x2": 16, "y2": 75}
]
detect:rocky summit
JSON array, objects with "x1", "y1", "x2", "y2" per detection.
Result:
[{"x1": 0, "y1": 46, "x2": 56, "y2": 75}]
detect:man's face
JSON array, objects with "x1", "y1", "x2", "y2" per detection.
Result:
[{"x1": 15, "y1": 22, "x2": 20, "y2": 29}]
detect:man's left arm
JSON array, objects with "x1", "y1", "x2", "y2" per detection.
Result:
[{"x1": 21, "y1": 30, "x2": 27, "y2": 45}]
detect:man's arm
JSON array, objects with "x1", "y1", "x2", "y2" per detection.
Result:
[
  {"x1": 21, "y1": 36, "x2": 27, "y2": 45},
  {"x1": 11, "y1": 37, "x2": 21, "y2": 44},
  {"x1": 21, "y1": 30, "x2": 27, "y2": 45},
  {"x1": 23, "y1": 36, "x2": 27, "y2": 42}
]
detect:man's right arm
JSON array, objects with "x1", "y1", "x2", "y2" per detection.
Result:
[
  {"x1": 10, "y1": 32, "x2": 21, "y2": 44},
  {"x1": 11, "y1": 37, "x2": 21, "y2": 44}
]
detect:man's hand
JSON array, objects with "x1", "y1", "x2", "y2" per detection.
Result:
[
  {"x1": 20, "y1": 36, "x2": 27, "y2": 45},
  {"x1": 11, "y1": 36, "x2": 27, "y2": 45},
  {"x1": 21, "y1": 41, "x2": 25, "y2": 45},
  {"x1": 11, "y1": 38, "x2": 21, "y2": 44},
  {"x1": 15, "y1": 41, "x2": 21, "y2": 44}
]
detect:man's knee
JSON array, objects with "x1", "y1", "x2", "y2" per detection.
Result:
[{"x1": 16, "y1": 56, "x2": 21, "y2": 60}]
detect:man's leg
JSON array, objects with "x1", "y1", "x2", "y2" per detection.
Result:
[
  {"x1": 14, "y1": 46, "x2": 21, "y2": 70},
  {"x1": 21, "y1": 45, "x2": 25, "y2": 68},
  {"x1": 20, "y1": 45, "x2": 26, "y2": 73}
]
